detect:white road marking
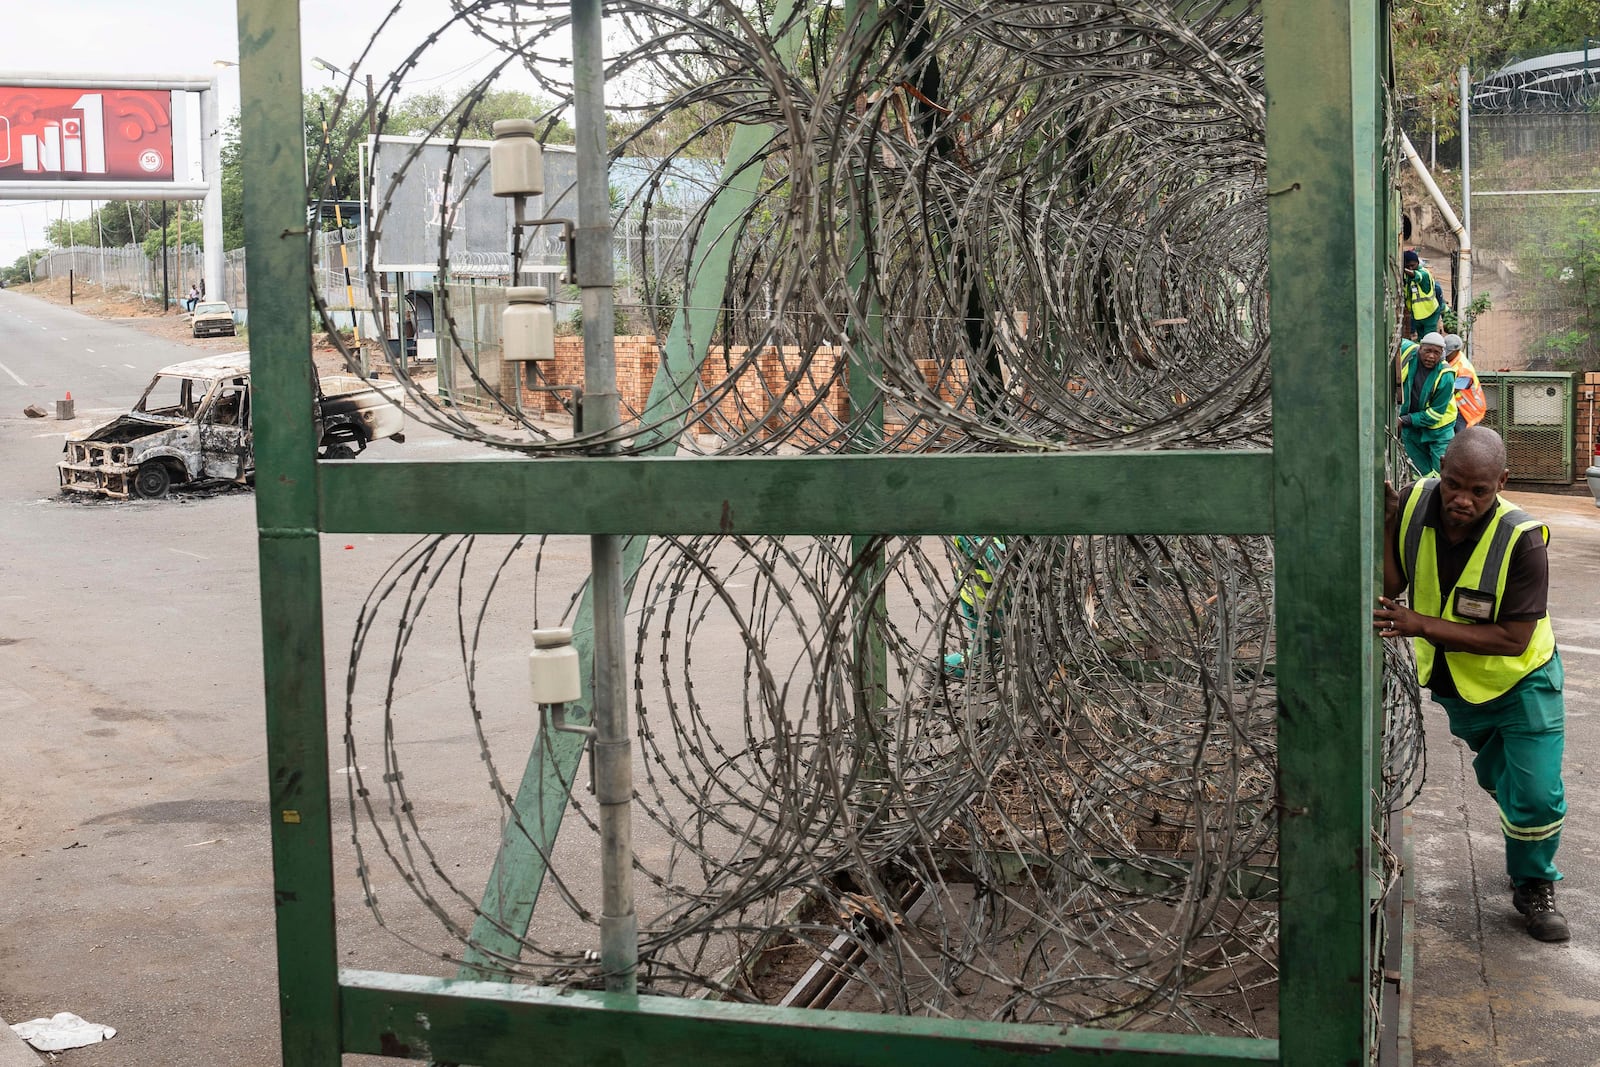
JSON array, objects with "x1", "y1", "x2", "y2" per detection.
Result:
[
  {"x1": 0, "y1": 360, "x2": 27, "y2": 387},
  {"x1": 1562, "y1": 644, "x2": 1600, "y2": 658},
  {"x1": 123, "y1": 363, "x2": 136, "y2": 369},
  {"x1": 86, "y1": 348, "x2": 94, "y2": 353},
  {"x1": 168, "y1": 548, "x2": 210, "y2": 560}
]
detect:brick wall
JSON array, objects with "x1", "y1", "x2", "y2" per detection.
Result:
[
  {"x1": 1578, "y1": 372, "x2": 1600, "y2": 476},
  {"x1": 517, "y1": 336, "x2": 1002, "y2": 452},
  {"x1": 523, "y1": 337, "x2": 856, "y2": 446}
]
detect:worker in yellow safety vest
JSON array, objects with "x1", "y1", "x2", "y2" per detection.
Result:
[
  {"x1": 1397, "y1": 332, "x2": 1456, "y2": 477},
  {"x1": 1403, "y1": 249, "x2": 1442, "y2": 338},
  {"x1": 1375, "y1": 427, "x2": 1569, "y2": 942},
  {"x1": 943, "y1": 536, "x2": 1007, "y2": 680},
  {"x1": 1443, "y1": 333, "x2": 1487, "y2": 431}
]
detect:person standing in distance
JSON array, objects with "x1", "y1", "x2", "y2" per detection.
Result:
[
  {"x1": 1376, "y1": 427, "x2": 1569, "y2": 942},
  {"x1": 1404, "y1": 249, "x2": 1442, "y2": 338}
]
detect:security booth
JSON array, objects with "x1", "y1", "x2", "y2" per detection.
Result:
[{"x1": 1479, "y1": 370, "x2": 1580, "y2": 484}]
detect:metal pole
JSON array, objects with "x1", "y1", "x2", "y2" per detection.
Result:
[
  {"x1": 572, "y1": 0, "x2": 635, "y2": 995},
  {"x1": 1460, "y1": 64, "x2": 1473, "y2": 321},
  {"x1": 202, "y1": 78, "x2": 225, "y2": 304},
  {"x1": 160, "y1": 200, "x2": 170, "y2": 312}
]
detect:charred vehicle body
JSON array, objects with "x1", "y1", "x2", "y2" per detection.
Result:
[{"x1": 58, "y1": 352, "x2": 405, "y2": 499}]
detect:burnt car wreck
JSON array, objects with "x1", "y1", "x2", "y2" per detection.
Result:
[{"x1": 59, "y1": 352, "x2": 405, "y2": 499}]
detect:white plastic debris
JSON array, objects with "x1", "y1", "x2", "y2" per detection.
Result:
[{"x1": 10, "y1": 1012, "x2": 117, "y2": 1052}]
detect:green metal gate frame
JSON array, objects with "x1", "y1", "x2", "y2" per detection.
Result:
[{"x1": 240, "y1": 1, "x2": 1392, "y2": 1063}]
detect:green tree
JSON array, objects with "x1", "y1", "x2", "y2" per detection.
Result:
[
  {"x1": 1537, "y1": 206, "x2": 1600, "y2": 367},
  {"x1": 304, "y1": 86, "x2": 369, "y2": 205},
  {"x1": 44, "y1": 216, "x2": 100, "y2": 247},
  {"x1": 140, "y1": 203, "x2": 200, "y2": 259},
  {"x1": 1392, "y1": 0, "x2": 1598, "y2": 143},
  {"x1": 383, "y1": 86, "x2": 575, "y2": 144},
  {"x1": 1481, "y1": 0, "x2": 1598, "y2": 67},
  {"x1": 219, "y1": 114, "x2": 246, "y2": 250},
  {"x1": 0, "y1": 250, "x2": 43, "y2": 286}
]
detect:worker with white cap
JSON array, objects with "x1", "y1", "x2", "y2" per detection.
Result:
[{"x1": 1397, "y1": 331, "x2": 1457, "y2": 477}]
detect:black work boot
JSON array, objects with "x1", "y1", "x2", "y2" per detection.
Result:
[{"x1": 1512, "y1": 879, "x2": 1571, "y2": 942}]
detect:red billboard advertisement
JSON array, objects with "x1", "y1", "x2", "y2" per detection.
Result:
[{"x1": 0, "y1": 87, "x2": 176, "y2": 182}]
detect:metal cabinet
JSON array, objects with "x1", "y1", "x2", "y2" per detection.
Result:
[{"x1": 1479, "y1": 371, "x2": 1578, "y2": 483}]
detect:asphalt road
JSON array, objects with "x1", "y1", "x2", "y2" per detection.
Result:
[{"x1": 0, "y1": 290, "x2": 547, "y2": 1066}]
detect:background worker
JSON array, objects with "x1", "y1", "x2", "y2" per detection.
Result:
[
  {"x1": 1375, "y1": 427, "x2": 1569, "y2": 942},
  {"x1": 1443, "y1": 333, "x2": 1486, "y2": 432},
  {"x1": 943, "y1": 535, "x2": 1007, "y2": 680},
  {"x1": 1404, "y1": 249, "x2": 1442, "y2": 338},
  {"x1": 1398, "y1": 331, "x2": 1457, "y2": 477}
]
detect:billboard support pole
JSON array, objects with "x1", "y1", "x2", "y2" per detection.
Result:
[
  {"x1": 160, "y1": 200, "x2": 169, "y2": 312},
  {"x1": 203, "y1": 79, "x2": 225, "y2": 304}
]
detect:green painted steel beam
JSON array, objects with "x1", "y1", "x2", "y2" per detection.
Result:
[
  {"x1": 1265, "y1": 0, "x2": 1384, "y2": 1063},
  {"x1": 320, "y1": 451, "x2": 1275, "y2": 536},
  {"x1": 238, "y1": 0, "x2": 341, "y2": 1063},
  {"x1": 340, "y1": 970, "x2": 1280, "y2": 1066}
]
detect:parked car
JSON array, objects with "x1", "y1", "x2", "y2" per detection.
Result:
[
  {"x1": 191, "y1": 300, "x2": 237, "y2": 338},
  {"x1": 58, "y1": 351, "x2": 406, "y2": 499}
]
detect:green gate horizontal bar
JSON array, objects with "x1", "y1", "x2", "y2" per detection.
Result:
[
  {"x1": 339, "y1": 969, "x2": 1279, "y2": 1066},
  {"x1": 319, "y1": 450, "x2": 1274, "y2": 535}
]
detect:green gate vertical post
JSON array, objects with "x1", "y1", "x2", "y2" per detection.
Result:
[
  {"x1": 237, "y1": 1, "x2": 340, "y2": 1064},
  {"x1": 1266, "y1": 1, "x2": 1384, "y2": 1063}
]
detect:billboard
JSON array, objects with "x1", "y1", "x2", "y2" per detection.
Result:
[
  {"x1": 370, "y1": 138, "x2": 579, "y2": 273},
  {"x1": 0, "y1": 86, "x2": 176, "y2": 182}
]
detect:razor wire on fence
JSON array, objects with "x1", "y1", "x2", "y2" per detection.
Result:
[{"x1": 296, "y1": 0, "x2": 1423, "y2": 1041}]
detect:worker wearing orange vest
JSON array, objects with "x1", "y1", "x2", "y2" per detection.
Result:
[{"x1": 1443, "y1": 334, "x2": 1487, "y2": 431}]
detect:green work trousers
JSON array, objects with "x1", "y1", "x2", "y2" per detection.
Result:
[
  {"x1": 1401, "y1": 426, "x2": 1452, "y2": 478},
  {"x1": 1435, "y1": 653, "x2": 1566, "y2": 886}
]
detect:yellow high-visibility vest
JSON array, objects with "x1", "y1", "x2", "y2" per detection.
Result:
[
  {"x1": 1408, "y1": 269, "x2": 1440, "y2": 320},
  {"x1": 1399, "y1": 479, "x2": 1555, "y2": 703}
]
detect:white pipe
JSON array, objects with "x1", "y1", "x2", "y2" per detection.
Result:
[
  {"x1": 1400, "y1": 131, "x2": 1465, "y2": 239},
  {"x1": 1400, "y1": 131, "x2": 1471, "y2": 325}
]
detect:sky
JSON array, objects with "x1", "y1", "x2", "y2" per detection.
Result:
[{"x1": 0, "y1": 0, "x2": 559, "y2": 267}]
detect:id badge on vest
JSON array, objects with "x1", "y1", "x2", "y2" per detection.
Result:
[{"x1": 1454, "y1": 588, "x2": 1496, "y2": 622}]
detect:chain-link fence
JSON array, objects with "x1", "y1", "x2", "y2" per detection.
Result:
[
  {"x1": 1469, "y1": 110, "x2": 1600, "y2": 372},
  {"x1": 32, "y1": 227, "x2": 367, "y2": 322}
]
